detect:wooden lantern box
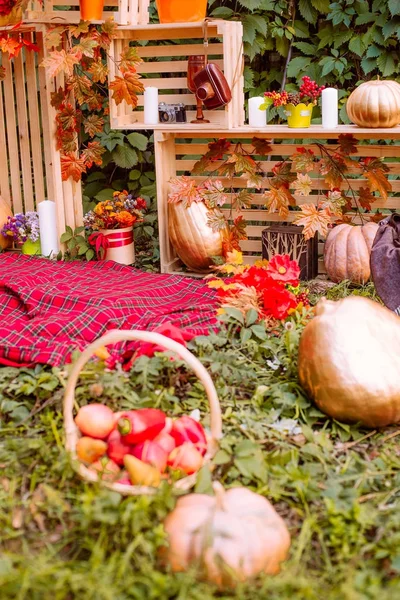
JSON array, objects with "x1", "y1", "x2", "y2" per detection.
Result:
[
  {"x1": 24, "y1": 0, "x2": 150, "y2": 25},
  {"x1": 107, "y1": 20, "x2": 245, "y2": 130},
  {"x1": 154, "y1": 127, "x2": 400, "y2": 277},
  {"x1": 261, "y1": 224, "x2": 318, "y2": 281}
]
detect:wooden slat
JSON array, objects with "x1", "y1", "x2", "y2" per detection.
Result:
[
  {"x1": 3, "y1": 59, "x2": 22, "y2": 213},
  {"x1": 25, "y1": 35, "x2": 46, "y2": 205},
  {"x1": 136, "y1": 59, "x2": 224, "y2": 74},
  {"x1": 175, "y1": 143, "x2": 400, "y2": 157},
  {"x1": 0, "y1": 78, "x2": 10, "y2": 204},
  {"x1": 137, "y1": 43, "x2": 223, "y2": 58}
]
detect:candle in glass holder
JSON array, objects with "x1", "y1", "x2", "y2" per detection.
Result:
[
  {"x1": 322, "y1": 88, "x2": 338, "y2": 128},
  {"x1": 144, "y1": 87, "x2": 159, "y2": 125},
  {"x1": 248, "y1": 97, "x2": 267, "y2": 127}
]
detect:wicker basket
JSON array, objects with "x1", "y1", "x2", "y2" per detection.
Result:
[{"x1": 63, "y1": 329, "x2": 223, "y2": 495}]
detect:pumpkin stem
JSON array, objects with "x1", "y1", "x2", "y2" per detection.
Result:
[{"x1": 212, "y1": 482, "x2": 226, "y2": 509}]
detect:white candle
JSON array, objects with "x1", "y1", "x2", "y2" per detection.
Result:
[
  {"x1": 322, "y1": 88, "x2": 338, "y2": 129},
  {"x1": 38, "y1": 200, "x2": 59, "y2": 258},
  {"x1": 144, "y1": 87, "x2": 159, "y2": 125},
  {"x1": 248, "y1": 96, "x2": 267, "y2": 127}
]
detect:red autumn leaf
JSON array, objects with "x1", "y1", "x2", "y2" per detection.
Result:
[
  {"x1": 71, "y1": 37, "x2": 98, "y2": 60},
  {"x1": 84, "y1": 114, "x2": 105, "y2": 137},
  {"x1": 271, "y1": 162, "x2": 296, "y2": 187},
  {"x1": 293, "y1": 204, "x2": 331, "y2": 240},
  {"x1": 109, "y1": 70, "x2": 144, "y2": 107},
  {"x1": 208, "y1": 139, "x2": 231, "y2": 159},
  {"x1": 264, "y1": 186, "x2": 295, "y2": 219},
  {"x1": 358, "y1": 186, "x2": 377, "y2": 211},
  {"x1": 56, "y1": 103, "x2": 79, "y2": 131},
  {"x1": 361, "y1": 157, "x2": 392, "y2": 200},
  {"x1": 369, "y1": 211, "x2": 386, "y2": 224},
  {"x1": 291, "y1": 148, "x2": 315, "y2": 173},
  {"x1": 56, "y1": 130, "x2": 77, "y2": 153},
  {"x1": 81, "y1": 141, "x2": 105, "y2": 168},
  {"x1": 319, "y1": 157, "x2": 345, "y2": 189},
  {"x1": 232, "y1": 215, "x2": 247, "y2": 240},
  {"x1": 251, "y1": 137, "x2": 272, "y2": 156},
  {"x1": 50, "y1": 86, "x2": 65, "y2": 109},
  {"x1": 168, "y1": 176, "x2": 202, "y2": 208},
  {"x1": 88, "y1": 59, "x2": 108, "y2": 84},
  {"x1": 21, "y1": 39, "x2": 39, "y2": 53},
  {"x1": 60, "y1": 153, "x2": 86, "y2": 182},
  {"x1": 67, "y1": 74, "x2": 92, "y2": 105},
  {"x1": 85, "y1": 91, "x2": 104, "y2": 111},
  {"x1": 119, "y1": 46, "x2": 142, "y2": 73},
  {"x1": 41, "y1": 49, "x2": 79, "y2": 78},
  {"x1": 338, "y1": 134, "x2": 358, "y2": 156}
]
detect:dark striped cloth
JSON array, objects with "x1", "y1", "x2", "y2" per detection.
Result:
[{"x1": 0, "y1": 254, "x2": 217, "y2": 367}]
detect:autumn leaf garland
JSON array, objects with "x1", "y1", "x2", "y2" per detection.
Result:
[{"x1": 41, "y1": 20, "x2": 144, "y2": 182}]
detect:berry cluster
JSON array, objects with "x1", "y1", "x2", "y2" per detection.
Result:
[
  {"x1": 264, "y1": 90, "x2": 289, "y2": 107},
  {"x1": 0, "y1": 0, "x2": 16, "y2": 15},
  {"x1": 299, "y1": 76, "x2": 325, "y2": 102}
]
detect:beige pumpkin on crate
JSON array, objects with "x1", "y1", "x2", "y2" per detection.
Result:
[
  {"x1": 63, "y1": 329, "x2": 222, "y2": 496},
  {"x1": 346, "y1": 80, "x2": 400, "y2": 128},
  {"x1": 0, "y1": 197, "x2": 13, "y2": 250},
  {"x1": 168, "y1": 202, "x2": 227, "y2": 273},
  {"x1": 324, "y1": 222, "x2": 379, "y2": 285}
]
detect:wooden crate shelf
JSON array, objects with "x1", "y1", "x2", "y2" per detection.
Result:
[
  {"x1": 24, "y1": 0, "x2": 149, "y2": 25},
  {"x1": 108, "y1": 20, "x2": 244, "y2": 130},
  {"x1": 154, "y1": 128, "x2": 400, "y2": 277}
]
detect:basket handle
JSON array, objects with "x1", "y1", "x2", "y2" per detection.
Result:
[{"x1": 63, "y1": 328, "x2": 223, "y2": 445}]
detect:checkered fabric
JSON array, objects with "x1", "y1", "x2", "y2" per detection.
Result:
[{"x1": 0, "y1": 254, "x2": 218, "y2": 367}]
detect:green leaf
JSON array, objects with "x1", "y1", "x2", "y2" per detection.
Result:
[
  {"x1": 85, "y1": 248, "x2": 95, "y2": 261},
  {"x1": 126, "y1": 132, "x2": 148, "y2": 151},
  {"x1": 361, "y1": 56, "x2": 377, "y2": 75},
  {"x1": 377, "y1": 51, "x2": 396, "y2": 76},
  {"x1": 320, "y1": 57, "x2": 336, "y2": 77},
  {"x1": 355, "y1": 12, "x2": 377, "y2": 24},
  {"x1": 287, "y1": 56, "x2": 312, "y2": 78},
  {"x1": 366, "y1": 45, "x2": 382, "y2": 58},
  {"x1": 112, "y1": 145, "x2": 138, "y2": 169},
  {"x1": 311, "y1": 0, "x2": 330, "y2": 11},
  {"x1": 194, "y1": 465, "x2": 213, "y2": 494},
  {"x1": 224, "y1": 307, "x2": 245, "y2": 324},
  {"x1": 60, "y1": 232, "x2": 72, "y2": 243},
  {"x1": 299, "y1": 0, "x2": 317, "y2": 24},
  {"x1": 245, "y1": 308, "x2": 258, "y2": 327},
  {"x1": 349, "y1": 36, "x2": 365, "y2": 57},
  {"x1": 389, "y1": 0, "x2": 400, "y2": 16},
  {"x1": 237, "y1": 0, "x2": 262, "y2": 9},
  {"x1": 294, "y1": 42, "x2": 317, "y2": 55},
  {"x1": 94, "y1": 188, "x2": 116, "y2": 202},
  {"x1": 244, "y1": 14, "x2": 268, "y2": 36},
  {"x1": 293, "y1": 19, "x2": 310, "y2": 38},
  {"x1": 129, "y1": 169, "x2": 141, "y2": 181},
  {"x1": 209, "y1": 6, "x2": 234, "y2": 18},
  {"x1": 382, "y1": 18, "x2": 400, "y2": 39}
]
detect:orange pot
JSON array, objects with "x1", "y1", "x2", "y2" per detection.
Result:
[
  {"x1": 80, "y1": 0, "x2": 105, "y2": 21},
  {"x1": 155, "y1": 0, "x2": 207, "y2": 23}
]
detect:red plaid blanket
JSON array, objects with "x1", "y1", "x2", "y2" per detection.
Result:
[{"x1": 0, "y1": 254, "x2": 217, "y2": 367}]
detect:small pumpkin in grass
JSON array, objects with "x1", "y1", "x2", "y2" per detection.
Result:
[
  {"x1": 298, "y1": 296, "x2": 400, "y2": 428},
  {"x1": 346, "y1": 80, "x2": 400, "y2": 128},
  {"x1": 324, "y1": 222, "x2": 378, "y2": 285},
  {"x1": 163, "y1": 482, "x2": 290, "y2": 587}
]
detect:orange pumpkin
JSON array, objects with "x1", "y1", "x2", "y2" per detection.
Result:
[
  {"x1": 168, "y1": 202, "x2": 226, "y2": 273},
  {"x1": 324, "y1": 223, "x2": 378, "y2": 284},
  {"x1": 0, "y1": 196, "x2": 13, "y2": 250},
  {"x1": 163, "y1": 482, "x2": 291, "y2": 587},
  {"x1": 346, "y1": 80, "x2": 400, "y2": 128},
  {"x1": 298, "y1": 296, "x2": 400, "y2": 428}
]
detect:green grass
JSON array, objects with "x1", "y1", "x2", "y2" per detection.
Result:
[{"x1": 1, "y1": 282, "x2": 400, "y2": 599}]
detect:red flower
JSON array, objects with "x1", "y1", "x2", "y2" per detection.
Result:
[
  {"x1": 135, "y1": 197, "x2": 147, "y2": 210},
  {"x1": 267, "y1": 255, "x2": 300, "y2": 286},
  {"x1": 263, "y1": 285, "x2": 298, "y2": 320},
  {"x1": 233, "y1": 265, "x2": 270, "y2": 291}
]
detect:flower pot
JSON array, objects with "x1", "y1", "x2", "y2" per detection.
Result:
[
  {"x1": 21, "y1": 239, "x2": 41, "y2": 256},
  {"x1": 155, "y1": 0, "x2": 207, "y2": 23},
  {"x1": 99, "y1": 226, "x2": 135, "y2": 266},
  {"x1": 79, "y1": 0, "x2": 104, "y2": 21},
  {"x1": 284, "y1": 103, "x2": 314, "y2": 128},
  {"x1": 168, "y1": 202, "x2": 226, "y2": 273}
]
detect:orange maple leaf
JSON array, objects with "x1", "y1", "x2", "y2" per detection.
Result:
[
  {"x1": 60, "y1": 153, "x2": 86, "y2": 182},
  {"x1": 84, "y1": 115, "x2": 105, "y2": 137},
  {"x1": 264, "y1": 186, "x2": 295, "y2": 219},
  {"x1": 81, "y1": 142, "x2": 105, "y2": 168},
  {"x1": 0, "y1": 37, "x2": 22, "y2": 58},
  {"x1": 88, "y1": 59, "x2": 108, "y2": 84},
  {"x1": 294, "y1": 204, "x2": 331, "y2": 240},
  {"x1": 41, "y1": 49, "x2": 79, "y2": 78},
  {"x1": 361, "y1": 158, "x2": 392, "y2": 200},
  {"x1": 109, "y1": 71, "x2": 144, "y2": 107},
  {"x1": 358, "y1": 186, "x2": 377, "y2": 211},
  {"x1": 292, "y1": 173, "x2": 313, "y2": 196}
]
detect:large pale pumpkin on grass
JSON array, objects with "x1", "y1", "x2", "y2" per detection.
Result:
[
  {"x1": 346, "y1": 80, "x2": 400, "y2": 128},
  {"x1": 298, "y1": 296, "x2": 400, "y2": 428},
  {"x1": 163, "y1": 482, "x2": 290, "y2": 587},
  {"x1": 324, "y1": 223, "x2": 378, "y2": 284},
  {"x1": 0, "y1": 196, "x2": 13, "y2": 250}
]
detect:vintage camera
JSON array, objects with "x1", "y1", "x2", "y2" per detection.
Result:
[{"x1": 158, "y1": 102, "x2": 187, "y2": 123}]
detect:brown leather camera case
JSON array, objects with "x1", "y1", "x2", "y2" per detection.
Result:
[{"x1": 193, "y1": 63, "x2": 232, "y2": 110}]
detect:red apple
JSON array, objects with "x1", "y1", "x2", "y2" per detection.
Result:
[
  {"x1": 170, "y1": 415, "x2": 207, "y2": 456},
  {"x1": 75, "y1": 404, "x2": 115, "y2": 439},
  {"x1": 107, "y1": 429, "x2": 134, "y2": 466},
  {"x1": 154, "y1": 430, "x2": 176, "y2": 455},
  {"x1": 131, "y1": 440, "x2": 168, "y2": 472},
  {"x1": 168, "y1": 443, "x2": 203, "y2": 475}
]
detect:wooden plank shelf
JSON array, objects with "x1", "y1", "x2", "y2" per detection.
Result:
[
  {"x1": 154, "y1": 129, "x2": 400, "y2": 279},
  {"x1": 24, "y1": 0, "x2": 149, "y2": 25}
]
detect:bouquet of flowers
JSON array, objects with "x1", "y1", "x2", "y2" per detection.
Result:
[
  {"x1": 208, "y1": 250, "x2": 309, "y2": 322},
  {"x1": 261, "y1": 76, "x2": 325, "y2": 109},
  {"x1": 84, "y1": 191, "x2": 146, "y2": 231},
  {"x1": 1, "y1": 211, "x2": 40, "y2": 244}
]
